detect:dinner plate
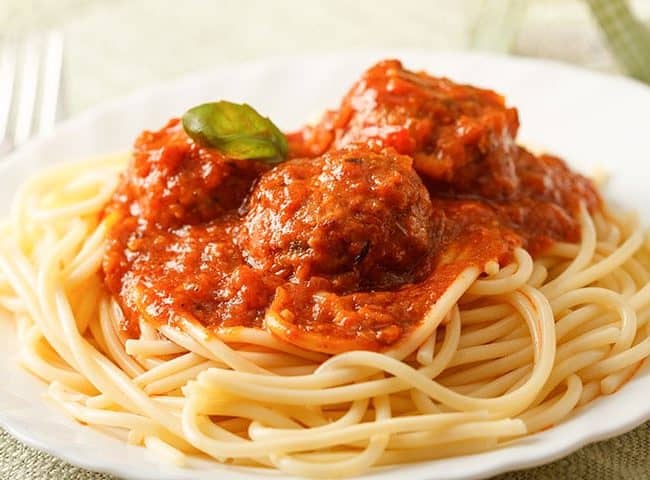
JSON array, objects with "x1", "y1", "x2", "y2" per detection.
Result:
[{"x1": 1, "y1": 50, "x2": 649, "y2": 480}]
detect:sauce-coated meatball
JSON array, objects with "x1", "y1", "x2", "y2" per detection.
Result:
[{"x1": 239, "y1": 146, "x2": 434, "y2": 289}]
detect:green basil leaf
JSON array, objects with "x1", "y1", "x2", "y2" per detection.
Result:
[{"x1": 182, "y1": 101, "x2": 288, "y2": 163}]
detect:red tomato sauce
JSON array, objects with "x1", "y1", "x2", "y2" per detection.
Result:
[{"x1": 102, "y1": 60, "x2": 600, "y2": 354}]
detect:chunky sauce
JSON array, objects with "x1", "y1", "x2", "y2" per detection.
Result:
[{"x1": 103, "y1": 60, "x2": 599, "y2": 354}]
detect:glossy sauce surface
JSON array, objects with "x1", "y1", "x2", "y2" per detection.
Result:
[{"x1": 103, "y1": 60, "x2": 599, "y2": 354}]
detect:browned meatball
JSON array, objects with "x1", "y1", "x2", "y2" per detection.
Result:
[
  {"x1": 238, "y1": 145, "x2": 434, "y2": 289},
  {"x1": 118, "y1": 118, "x2": 267, "y2": 228},
  {"x1": 288, "y1": 59, "x2": 520, "y2": 199}
]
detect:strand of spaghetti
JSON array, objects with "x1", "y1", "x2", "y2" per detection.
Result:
[
  {"x1": 484, "y1": 260, "x2": 500, "y2": 276},
  {"x1": 519, "y1": 374, "x2": 582, "y2": 433},
  {"x1": 71, "y1": 281, "x2": 100, "y2": 335},
  {"x1": 606, "y1": 208, "x2": 638, "y2": 239},
  {"x1": 165, "y1": 321, "x2": 271, "y2": 374},
  {"x1": 542, "y1": 230, "x2": 643, "y2": 298},
  {"x1": 28, "y1": 177, "x2": 117, "y2": 221},
  {"x1": 144, "y1": 361, "x2": 214, "y2": 395},
  {"x1": 579, "y1": 335, "x2": 650, "y2": 379},
  {"x1": 458, "y1": 312, "x2": 521, "y2": 348},
  {"x1": 416, "y1": 328, "x2": 436, "y2": 365},
  {"x1": 609, "y1": 264, "x2": 638, "y2": 297},
  {"x1": 554, "y1": 282, "x2": 650, "y2": 344},
  {"x1": 422, "y1": 305, "x2": 463, "y2": 378},
  {"x1": 197, "y1": 285, "x2": 553, "y2": 416},
  {"x1": 48, "y1": 383, "x2": 195, "y2": 452},
  {"x1": 630, "y1": 283, "x2": 650, "y2": 310},
  {"x1": 182, "y1": 395, "x2": 489, "y2": 458},
  {"x1": 373, "y1": 418, "x2": 526, "y2": 450},
  {"x1": 622, "y1": 257, "x2": 650, "y2": 288},
  {"x1": 203, "y1": 285, "x2": 550, "y2": 415},
  {"x1": 8, "y1": 163, "x2": 85, "y2": 248},
  {"x1": 492, "y1": 288, "x2": 636, "y2": 382},
  {"x1": 467, "y1": 249, "x2": 534, "y2": 295},
  {"x1": 239, "y1": 351, "x2": 319, "y2": 368},
  {"x1": 528, "y1": 263, "x2": 549, "y2": 288},
  {"x1": 186, "y1": 305, "x2": 461, "y2": 400},
  {"x1": 18, "y1": 322, "x2": 95, "y2": 393},
  {"x1": 32, "y1": 221, "x2": 191, "y2": 438},
  {"x1": 448, "y1": 337, "x2": 531, "y2": 367},
  {"x1": 139, "y1": 357, "x2": 163, "y2": 370},
  {"x1": 267, "y1": 395, "x2": 390, "y2": 478},
  {"x1": 409, "y1": 388, "x2": 440, "y2": 413},
  {"x1": 250, "y1": 400, "x2": 369, "y2": 440},
  {"x1": 173, "y1": 300, "x2": 460, "y2": 397},
  {"x1": 99, "y1": 298, "x2": 145, "y2": 377},
  {"x1": 352, "y1": 288, "x2": 555, "y2": 406},
  {"x1": 439, "y1": 343, "x2": 532, "y2": 387},
  {"x1": 55, "y1": 289, "x2": 190, "y2": 439},
  {"x1": 48, "y1": 224, "x2": 86, "y2": 273},
  {"x1": 272, "y1": 404, "x2": 331, "y2": 428},
  {"x1": 542, "y1": 206, "x2": 596, "y2": 292},
  {"x1": 556, "y1": 304, "x2": 616, "y2": 341},
  {"x1": 578, "y1": 380, "x2": 601, "y2": 406},
  {"x1": 160, "y1": 326, "x2": 316, "y2": 369},
  {"x1": 86, "y1": 394, "x2": 117, "y2": 409},
  {"x1": 215, "y1": 327, "x2": 328, "y2": 362},
  {"x1": 460, "y1": 303, "x2": 513, "y2": 325},
  {"x1": 207, "y1": 403, "x2": 304, "y2": 429},
  {"x1": 554, "y1": 326, "x2": 621, "y2": 363},
  {"x1": 270, "y1": 364, "x2": 318, "y2": 375},
  {"x1": 544, "y1": 242, "x2": 579, "y2": 258},
  {"x1": 64, "y1": 224, "x2": 108, "y2": 286},
  {"x1": 195, "y1": 412, "x2": 248, "y2": 442},
  {"x1": 125, "y1": 339, "x2": 189, "y2": 357},
  {"x1": 143, "y1": 436, "x2": 186, "y2": 466},
  {"x1": 594, "y1": 210, "x2": 619, "y2": 241},
  {"x1": 158, "y1": 325, "x2": 227, "y2": 363},
  {"x1": 289, "y1": 438, "x2": 498, "y2": 466},
  {"x1": 533, "y1": 350, "x2": 605, "y2": 406},
  {"x1": 497, "y1": 321, "x2": 529, "y2": 342},
  {"x1": 469, "y1": 364, "x2": 532, "y2": 399},
  {"x1": 596, "y1": 270, "x2": 619, "y2": 293},
  {"x1": 133, "y1": 353, "x2": 215, "y2": 386},
  {"x1": 601, "y1": 362, "x2": 640, "y2": 394},
  {"x1": 138, "y1": 314, "x2": 160, "y2": 341},
  {"x1": 491, "y1": 263, "x2": 516, "y2": 279},
  {"x1": 0, "y1": 234, "x2": 83, "y2": 371},
  {"x1": 89, "y1": 393, "x2": 185, "y2": 410},
  {"x1": 387, "y1": 268, "x2": 478, "y2": 359},
  {"x1": 375, "y1": 438, "x2": 499, "y2": 465},
  {"x1": 87, "y1": 307, "x2": 112, "y2": 356}
]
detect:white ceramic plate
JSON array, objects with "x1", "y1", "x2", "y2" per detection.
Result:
[{"x1": 1, "y1": 50, "x2": 649, "y2": 480}]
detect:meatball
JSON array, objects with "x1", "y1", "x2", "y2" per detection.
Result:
[
  {"x1": 239, "y1": 146, "x2": 434, "y2": 289},
  {"x1": 288, "y1": 59, "x2": 520, "y2": 199},
  {"x1": 120, "y1": 118, "x2": 267, "y2": 228}
]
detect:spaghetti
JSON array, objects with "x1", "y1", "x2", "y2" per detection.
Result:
[{"x1": 0, "y1": 60, "x2": 649, "y2": 478}]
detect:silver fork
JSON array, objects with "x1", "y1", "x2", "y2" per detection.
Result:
[{"x1": 0, "y1": 31, "x2": 64, "y2": 157}]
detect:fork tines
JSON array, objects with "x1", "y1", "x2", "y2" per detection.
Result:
[{"x1": 0, "y1": 31, "x2": 64, "y2": 156}]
